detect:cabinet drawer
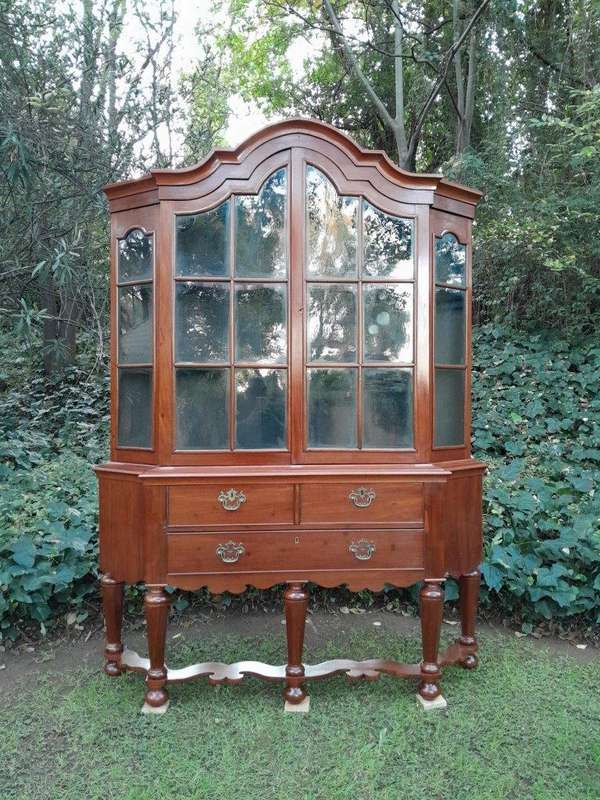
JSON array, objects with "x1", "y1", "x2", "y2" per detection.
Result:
[
  {"x1": 167, "y1": 484, "x2": 294, "y2": 527},
  {"x1": 167, "y1": 529, "x2": 424, "y2": 575},
  {"x1": 299, "y1": 482, "x2": 423, "y2": 526}
]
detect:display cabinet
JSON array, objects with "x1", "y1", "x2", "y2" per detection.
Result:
[{"x1": 96, "y1": 119, "x2": 484, "y2": 712}]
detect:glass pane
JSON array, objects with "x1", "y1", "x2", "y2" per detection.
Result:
[
  {"x1": 363, "y1": 284, "x2": 413, "y2": 362},
  {"x1": 307, "y1": 368, "x2": 357, "y2": 448},
  {"x1": 118, "y1": 229, "x2": 152, "y2": 283},
  {"x1": 235, "y1": 369, "x2": 286, "y2": 449},
  {"x1": 118, "y1": 285, "x2": 153, "y2": 364},
  {"x1": 175, "y1": 283, "x2": 229, "y2": 363},
  {"x1": 175, "y1": 368, "x2": 229, "y2": 450},
  {"x1": 363, "y1": 369, "x2": 413, "y2": 448},
  {"x1": 118, "y1": 368, "x2": 152, "y2": 448},
  {"x1": 306, "y1": 166, "x2": 358, "y2": 278},
  {"x1": 435, "y1": 233, "x2": 466, "y2": 286},
  {"x1": 363, "y1": 203, "x2": 413, "y2": 279},
  {"x1": 435, "y1": 288, "x2": 466, "y2": 365},
  {"x1": 235, "y1": 284, "x2": 287, "y2": 364},
  {"x1": 175, "y1": 202, "x2": 229, "y2": 277},
  {"x1": 307, "y1": 284, "x2": 357, "y2": 363},
  {"x1": 435, "y1": 368, "x2": 465, "y2": 447},
  {"x1": 235, "y1": 168, "x2": 287, "y2": 278}
]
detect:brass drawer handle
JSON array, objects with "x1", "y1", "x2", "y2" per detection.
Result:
[
  {"x1": 218, "y1": 488, "x2": 246, "y2": 511},
  {"x1": 349, "y1": 487, "x2": 376, "y2": 508},
  {"x1": 216, "y1": 541, "x2": 246, "y2": 564},
  {"x1": 349, "y1": 539, "x2": 376, "y2": 561}
]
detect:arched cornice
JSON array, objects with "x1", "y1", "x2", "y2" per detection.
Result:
[{"x1": 104, "y1": 117, "x2": 483, "y2": 208}]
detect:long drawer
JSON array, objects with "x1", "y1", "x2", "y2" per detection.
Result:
[
  {"x1": 299, "y1": 482, "x2": 423, "y2": 527},
  {"x1": 167, "y1": 529, "x2": 424, "y2": 575}
]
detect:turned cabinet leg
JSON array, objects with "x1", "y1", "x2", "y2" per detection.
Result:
[
  {"x1": 100, "y1": 574, "x2": 124, "y2": 677},
  {"x1": 284, "y1": 582, "x2": 309, "y2": 705},
  {"x1": 418, "y1": 580, "x2": 444, "y2": 701},
  {"x1": 144, "y1": 586, "x2": 171, "y2": 709},
  {"x1": 458, "y1": 570, "x2": 480, "y2": 669}
]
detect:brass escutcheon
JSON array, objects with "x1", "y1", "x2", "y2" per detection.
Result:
[
  {"x1": 218, "y1": 488, "x2": 246, "y2": 511},
  {"x1": 216, "y1": 541, "x2": 246, "y2": 564},
  {"x1": 348, "y1": 539, "x2": 376, "y2": 561},
  {"x1": 348, "y1": 487, "x2": 376, "y2": 508}
]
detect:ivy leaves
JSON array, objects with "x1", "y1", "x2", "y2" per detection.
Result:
[{"x1": 473, "y1": 325, "x2": 600, "y2": 623}]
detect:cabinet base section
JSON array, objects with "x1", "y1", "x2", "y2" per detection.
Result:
[{"x1": 165, "y1": 569, "x2": 425, "y2": 593}]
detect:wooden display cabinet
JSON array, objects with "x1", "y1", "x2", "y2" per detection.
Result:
[{"x1": 96, "y1": 119, "x2": 484, "y2": 712}]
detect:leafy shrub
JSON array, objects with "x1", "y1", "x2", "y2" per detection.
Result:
[
  {"x1": 472, "y1": 325, "x2": 600, "y2": 624},
  {"x1": 0, "y1": 364, "x2": 108, "y2": 637}
]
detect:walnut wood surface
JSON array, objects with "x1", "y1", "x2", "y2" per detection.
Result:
[
  {"x1": 418, "y1": 580, "x2": 444, "y2": 701},
  {"x1": 143, "y1": 587, "x2": 171, "y2": 708},
  {"x1": 98, "y1": 118, "x2": 485, "y2": 708},
  {"x1": 167, "y1": 529, "x2": 424, "y2": 576},
  {"x1": 299, "y1": 482, "x2": 423, "y2": 526},
  {"x1": 284, "y1": 582, "x2": 309, "y2": 703},
  {"x1": 100, "y1": 575, "x2": 124, "y2": 676}
]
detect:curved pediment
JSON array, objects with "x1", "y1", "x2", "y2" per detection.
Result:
[{"x1": 104, "y1": 118, "x2": 482, "y2": 210}]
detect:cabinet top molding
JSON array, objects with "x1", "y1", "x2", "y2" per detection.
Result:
[{"x1": 103, "y1": 117, "x2": 483, "y2": 209}]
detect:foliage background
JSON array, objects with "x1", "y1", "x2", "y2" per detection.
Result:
[{"x1": 0, "y1": 0, "x2": 599, "y2": 637}]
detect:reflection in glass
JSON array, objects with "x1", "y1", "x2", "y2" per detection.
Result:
[
  {"x1": 175, "y1": 203, "x2": 229, "y2": 277},
  {"x1": 363, "y1": 368, "x2": 413, "y2": 448},
  {"x1": 435, "y1": 233, "x2": 466, "y2": 286},
  {"x1": 307, "y1": 284, "x2": 357, "y2": 362},
  {"x1": 118, "y1": 368, "x2": 152, "y2": 448},
  {"x1": 118, "y1": 229, "x2": 153, "y2": 283},
  {"x1": 363, "y1": 203, "x2": 413, "y2": 279},
  {"x1": 235, "y1": 369, "x2": 286, "y2": 449},
  {"x1": 363, "y1": 284, "x2": 413, "y2": 362},
  {"x1": 235, "y1": 284, "x2": 286, "y2": 363},
  {"x1": 175, "y1": 283, "x2": 229, "y2": 363},
  {"x1": 176, "y1": 368, "x2": 229, "y2": 450},
  {"x1": 435, "y1": 368, "x2": 465, "y2": 446},
  {"x1": 235, "y1": 169, "x2": 287, "y2": 278},
  {"x1": 435, "y1": 288, "x2": 465, "y2": 365},
  {"x1": 306, "y1": 166, "x2": 358, "y2": 277},
  {"x1": 118, "y1": 285, "x2": 153, "y2": 363},
  {"x1": 307, "y1": 368, "x2": 357, "y2": 448}
]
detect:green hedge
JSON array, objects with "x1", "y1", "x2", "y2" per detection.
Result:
[{"x1": 0, "y1": 324, "x2": 599, "y2": 637}]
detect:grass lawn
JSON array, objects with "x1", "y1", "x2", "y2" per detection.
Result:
[{"x1": 2, "y1": 623, "x2": 599, "y2": 800}]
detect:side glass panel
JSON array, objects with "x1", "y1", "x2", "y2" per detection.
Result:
[
  {"x1": 307, "y1": 284, "x2": 357, "y2": 363},
  {"x1": 175, "y1": 283, "x2": 229, "y2": 363},
  {"x1": 173, "y1": 167, "x2": 288, "y2": 451},
  {"x1": 175, "y1": 203, "x2": 230, "y2": 277},
  {"x1": 117, "y1": 368, "x2": 152, "y2": 448},
  {"x1": 363, "y1": 203, "x2": 413, "y2": 279},
  {"x1": 175, "y1": 368, "x2": 229, "y2": 450},
  {"x1": 363, "y1": 368, "x2": 413, "y2": 448},
  {"x1": 117, "y1": 229, "x2": 153, "y2": 449},
  {"x1": 307, "y1": 368, "x2": 357, "y2": 448},
  {"x1": 434, "y1": 231, "x2": 468, "y2": 447},
  {"x1": 435, "y1": 232, "x2": 466, "y2": 286},
  {"x1": 235, "y1": 369, "x2": 286, "y2": 449},
  {"x1": 235, "y1": 284, "x2": 287, "y2": 363},
  {"x1": 235, "y1": 168, "x2": 287, "y2": 278},
  {"x1": 434, "y1": 368, "x2": 465, "y2": 446},
  {"x1": 306, "y1": 166, "x2": 358, "y2": 278},
  {"x1": 435, "y1": 287, "x2": 465, "y2": 365},
  {"x1": 118, "y1": 229, "x2": 153, "y2": 283},
  {"x1": 363, "y1": 284, "x2": 413, "y2": 363},
  {"x1": 118, "y1": 285, "x2": 153, "y2": 364}
]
